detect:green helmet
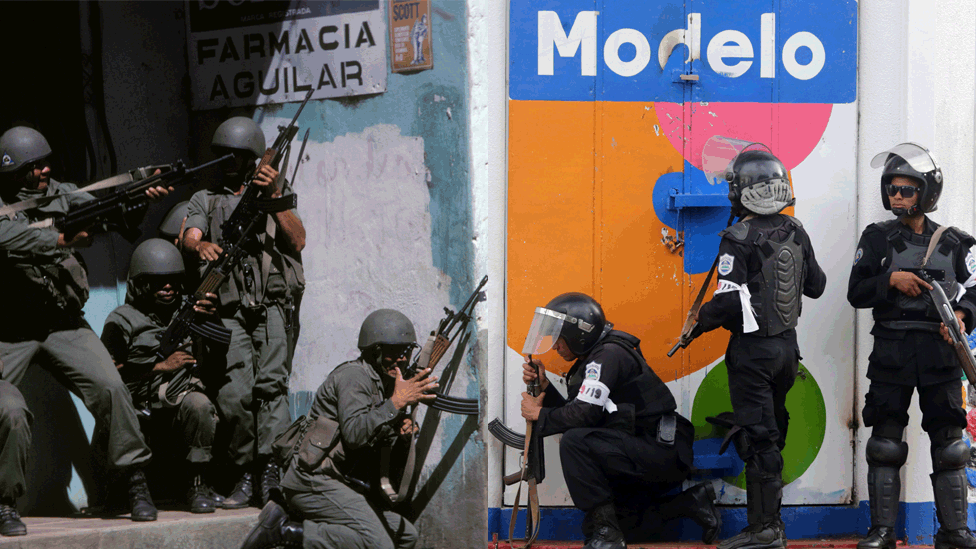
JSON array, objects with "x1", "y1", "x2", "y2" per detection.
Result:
[
  {"x1": 0, "y1": 126, "x2": 52, "y2": 174},
  {"x1": 158, "y1": 200, "x2": 189, "y2": 241},
  {"x1": 358, "y1": 309, "x2": 417, "y2": 349},
  {"x1": 129, "y1": 238, "x2": 185, "y2": 281},
  {"x1": 212, "y1": 117, "x2": 265, "y2": 158}
]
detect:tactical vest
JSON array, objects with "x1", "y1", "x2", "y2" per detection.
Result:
[
  {"x1": 879, "y1": 222, "x2": 961, "y2": 322},
  {"x1": 201, "y1": 189, "x2": 305, "y2": 310},
  {"x1": 720, "y1": 216, "x2": 805, "y2": 337},
  {"x1": 567, "y1": 330, "x2": 677, "y2": 430}
]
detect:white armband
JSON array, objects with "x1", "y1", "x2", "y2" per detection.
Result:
[
  {"x1": 576, "y1": 379, "x2": 617, "y2": 413},
  {"x1": 714, "y1": 279, "x2": 759, "y2": 333}
]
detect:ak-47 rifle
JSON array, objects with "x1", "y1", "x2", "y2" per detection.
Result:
[
  {"x1": 379, "y1": 276, "x2": 488, "y2": 505},
  {"x1": 921, "y1": 270, "x2": 976, "y2": 384},
  {"x1": 502, "y1": 354, "x2": 544, "y2": 548},
  {"x1": 2, "y1": 155, "x2": 233, "y2": 241},
  {"x1": 155, "y1": 88, "x2": 315, "y2": 365}
]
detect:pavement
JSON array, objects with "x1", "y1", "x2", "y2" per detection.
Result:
[
  {"x1": 0, "y1": 508, "x2": 260, "y2": 549},
  {"x1": 488, "y1": 538, "x2": 933, "y2": 549}
]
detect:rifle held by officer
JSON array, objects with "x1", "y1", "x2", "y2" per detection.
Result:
[{"x1": 921, "y1": 271, "x2": 976, "y2": 384}]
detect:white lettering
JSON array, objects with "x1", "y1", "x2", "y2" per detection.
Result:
[
  {"x1": 783, "y1": 32, "x2": 825, "y2": 80},
  {"x1": 604, "y1": 29, "x2": 651, "y2": 77},
  {"x1": 706, "y1": 30, "x2": 753, "y2": 78},
  {"x1": 657, "y1": 13, "x2": 701, "y2": 69},
  {"x1": 760, "y1": 13, "x2": 775, "y2": 78},
  {"x1": 537, "y1": 11, "x2": 597, "y2": 76}
]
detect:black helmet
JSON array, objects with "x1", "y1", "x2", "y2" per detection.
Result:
[
  {"x1": 725, "y1": 147, "x2": 794, "y2": 216},
  {"x1": 541, "y1": 292, "x2": 607, "y2": 356},
  {"x1": 158, "y1": 201, "x2": 189, "y2": 241},
  {"x1": 212, "y1": 117, "x2": 266, "y2": 158},
  {"x1": 872, "y1": 143, "x2": 942, "y2": 216},
  {"x1": 129, "y1": 238, "x2": 185, "y2": 280},
  {"x1": 358, "y1": 309, "x2": 417, "y2": 350},
  {"x1": 0, "y1": 126, "x2": 52, "y2": 174}
]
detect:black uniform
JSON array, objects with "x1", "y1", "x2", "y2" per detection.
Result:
[
  {"x1": 697, "y1": 214, "x2": 825, "y2": 536},
  {"x1": 537, "y1": 330, "x2": 693, "y2": 516}
]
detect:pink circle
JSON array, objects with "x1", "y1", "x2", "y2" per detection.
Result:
[{"x1": 654, "y1": 102, "x2": 833, "y2": 171}]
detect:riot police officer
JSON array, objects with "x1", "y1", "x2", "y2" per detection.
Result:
[
  {"x1": 0, "y1": 126, "x2": 166, "y2": 523},
  {"x1": 696, "y1": 147, "x2": 826, "y2": 549},
  {"x1": 100, "y1": 239, "x2": 222, "y2": 513},
  {"x1": 182, "y1": 117, "x2": 306, "y2": 508},
  {"x1": 520, "y1": 293, "x2": 722, "y2": 549},
  {"x1": 241, "y1": 309, "x2": 438, "y2": 549},
  {"x1": 849, "y1": 143, "x2": 976, "y2": 549}
]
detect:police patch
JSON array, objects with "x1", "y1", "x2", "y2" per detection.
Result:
[
  {"x1": 1, "y1": 154, "x2": 12, "y2": 167},
  {"x1": 718, "y1": 254, "x2": 734, "y2": 276},
  {"x1": 966, "y1": 252, "x2": 976, "y2": 275},
  {"x1": 854, "y1": 248, "x2": 864, "y2": 266},
  {"x1": 584, "y1": 362, "x2": 601, "y2": 380}
]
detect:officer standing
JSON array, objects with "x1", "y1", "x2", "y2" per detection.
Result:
[
  {"x1": 520, "y1": 293, "x2": 722, "y2": 549},
  {"x1": 0, "y1": 126, "x2": 166, "y2": 522},
  {"x1": 239, "y1": 309, "x2": 438, "y2": 549},
  {"x1": 849, "y1": 143, "x2": 976, "y2": 549},
  {"x1": 100, "y1": 239, "x2": 223, "y2": 513},
  {"x1": 696, "y1": 147, "x2": 826, "y2": 549},
  {"x1": 182, "y1": 116, "x2": 306, "y2": 509}
]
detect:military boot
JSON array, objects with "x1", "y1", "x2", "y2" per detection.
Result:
[
  {"x1": 222, "y1": 471, "x2": 254, "y2": 509},
  {"x1": 240, "y1": 500, "x2": 304, "y2": 549},
  {"x1": 188, "y1": 474, "x2": 218, "y2": 514},
  {"x1": 0, "y1": 500, "x2": 26, "y2": 537},
  {"x1": 259, "y1": 459, "x2": 281, "y2": 507},
  {"x1": 582, "y1": 503, "x2": 626, "y2": 549},
  {"x1": 658, "y1": 482, "x2": 723, "y2": 543},
  {"x1": 933, "y1": 470, "x2": 976, "y2": 549},
  {"x1": 128, "y1": 469, "x2": 157, "y2": 522},
  {"x1": 717, "y1": 475, "x2": 783, "y2": 549},
  {"x1": 858, "y1": 466, "x2": 899, "y2": 549}
]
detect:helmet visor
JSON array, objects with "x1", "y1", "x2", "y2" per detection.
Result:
[
  {"x1": 521, "y1": 307, "x2": 566, "y2": 355},
  {"x1": 701, "y1": 136, "x2": 754, "y2": 186},
  {"x1": 870, "y1": 143, "x2": 938, "y2": 174}
]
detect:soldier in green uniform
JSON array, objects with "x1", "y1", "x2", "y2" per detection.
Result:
[
  {"x1": 182, "y1": 117, "x2": 306, "y2": 509},
  {"x1": 0, "y1": 380, "x2": 31, "y2": 537},
  {"x1": 239, "y1": 309, "x2": 439, "y2": 549},
  {"x1": 0, "y1": 126, "x2": 170, "y2": 522},
  {"x1": 100, "y1": 238, "x2": 223, "y2": 513}
]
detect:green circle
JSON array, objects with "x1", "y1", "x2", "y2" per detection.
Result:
[{"x1": 689, "y1": 361, "x2": 827, "y2": 488}]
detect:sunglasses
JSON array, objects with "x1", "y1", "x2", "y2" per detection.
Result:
[
  {"x1": 885, "y1": 184, "x2": 918, "y2": 199},
  {"x1": 384, "y1": 344, "x2": 416, "y2": 361}
]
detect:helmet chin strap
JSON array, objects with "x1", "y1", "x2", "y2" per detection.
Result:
[{"x1": 891, "y1": 204, "x2": 921, "y2": 217}]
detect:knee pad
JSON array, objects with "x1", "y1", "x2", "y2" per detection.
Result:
[
  {"x1": 866, "y1": 436, "x2": 909, "y2": 468},
  {"x1": 931, "y1": 433, "x2": 969, "y2": 472}
]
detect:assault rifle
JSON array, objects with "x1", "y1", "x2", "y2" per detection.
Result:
[
  {"x1": 13, "y1": 155, "x2": 232, "y2": 241},
  {"x1": 920, "y1": 271, "x2": 976, "y2": 384},
  {"x1": 155, "y1": 88, "x2": 315, "y2": 363}
]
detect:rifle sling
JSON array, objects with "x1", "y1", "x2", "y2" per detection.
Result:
[{"x1": 379, "y1": 415, "x2": 420, "y2": 505}]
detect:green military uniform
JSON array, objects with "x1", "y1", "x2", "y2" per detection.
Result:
[
  {"x1": 0, "y1": 180, "x2": 152, "y2": 472},
  {"x1": 0, "y1": 381, "x2": 31, "y2": 503},
  {"x1": 184, "y1": 180, "x2": 304, "y2": 468},
  {"x1": 279, "y1": 359, "x2": 417, "y2": 549},
  {"x1": 101, "y1": 303, "x2": 218, "y2": 465}
]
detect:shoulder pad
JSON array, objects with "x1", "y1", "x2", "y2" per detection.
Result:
[
  {"x1": 719, "y1": 220, "x2": 751, "y2": 242},
  {"x1": 783, "y1": 215, "x2": 803, "y2": 228},
  {"x1": 940, "y1": 226, "x2": 976, "y2": 247},
  {"x1": 865, "y1": 220, "x2": 898, "y2": 235}
]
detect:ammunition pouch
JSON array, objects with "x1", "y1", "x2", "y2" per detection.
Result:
[{"x1": 297, "y1": 415, "x2": 343, "y2": 473}]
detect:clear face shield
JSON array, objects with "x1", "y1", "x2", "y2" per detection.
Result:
[
  {"x1": 521, "y1": 307, "x2": 567, "y2": 355},
  {"x1": 870, "y1": 143, "x2": 941, "y2": 179}
]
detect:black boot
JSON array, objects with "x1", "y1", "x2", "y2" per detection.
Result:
[
  {"x1": 661, "y1": 482, "x2": 722, "y2": 544},
  {"x1": 222, "y1": 471, "x2": 254, "y2": 509},
  {"x1": 240, "y1": 500, "x2": 304, "y2": 549},
  {"x1": 717, "y1": 475, "x2": 783, "y2": 549},
  {"x1": 582, "y1": 502, "x2": 626, "y2": 549},
  {"x1": 259, "y1": 459, "x2": 281, "y2": 507},
  {"x1": 858, "y1": 466, "x2": 899, "y2": 549},
  {"x1": 933, "y1": 470, "x2": 976, "y2": 549},
  {"x1": 128, "y1": 469, "x2": 157, "y2": 522},
  {"x1": 188, "y1": 474, "x2": 218, "y2": 514},
  {"x1": 0, "y1": 500, "x2": 26, "y2": 537}
]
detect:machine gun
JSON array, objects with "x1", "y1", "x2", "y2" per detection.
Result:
[
  {"x1": 378, "y1": 276, "x2": 488, "y2": 505},
  {"x1": 5, "y1": 155, "x2": 232, "y2": 241},
  {"x1": 921, "y1": 271, "x2": 976, "y2": 384},
  {"x1": 155, "y1": 88, "x2": 315, "y2": 365}
]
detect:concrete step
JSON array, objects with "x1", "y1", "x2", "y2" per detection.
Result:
[
  {"x1": 0, "y1": 508, "x2": 259, "y2": 549},
  {"x1": 489, "y1": 538, "x2": 930, "y2": 549}
]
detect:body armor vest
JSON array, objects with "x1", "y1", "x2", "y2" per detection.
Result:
[
  {"x1": 722, "y1": 216, "x2": 805, "y2": 337},
  {"x1": 881, "y1": 225, "x2": 960, "y2": 321}
]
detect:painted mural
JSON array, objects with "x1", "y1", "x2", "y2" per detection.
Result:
[{"x1": 504, "y1": 0, "x2": 859, "y2": 521}]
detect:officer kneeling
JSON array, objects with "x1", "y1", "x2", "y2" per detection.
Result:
[
  {"x1": 240, "y1": 309, "x2": 438, "y2": 549},
  {"x1": 520, "y1": 293, "x2": 721, "y2": 549}
]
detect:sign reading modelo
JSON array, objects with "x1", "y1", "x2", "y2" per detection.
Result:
[
  {"x1": 186, "y1": 0, "x2": 387, "y2": 110},
  {"x1": 510, "y1": 0, "x2": 856, "y2": 103}
]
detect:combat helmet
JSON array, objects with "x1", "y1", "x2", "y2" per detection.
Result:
[
  {"x1": 725, "y1": 147, "x2": 794, "y2": 216},
  {"x1": 872, "y1": 142, "x2": 943, "y2": 216},
  {"x1": 212, "y1": 117, "x2": 266, "y2": 158},
  {"x1": 0, "y1": 126, "x2": 52, "y2": 174}
]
